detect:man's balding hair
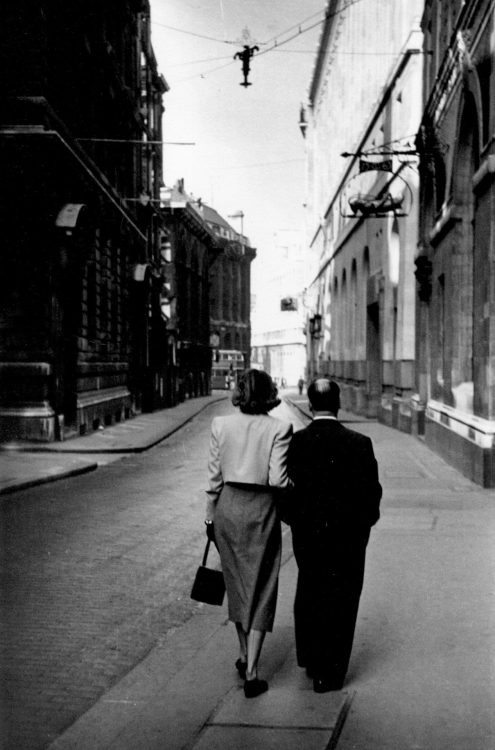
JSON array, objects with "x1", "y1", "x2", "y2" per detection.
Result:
[{"x1": 307, "y1": 378, "x2": 341, "y2": 414}]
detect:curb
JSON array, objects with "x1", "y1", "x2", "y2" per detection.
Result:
[
  {"x1": 37, "y1": 394, "x2": 229, "y2": 454},
  {"x1": 283, "y1": 396, "x2": 312, "y2": 422},
  {"x1": 0, "y1": 461, "x2": 98, "y2": 497},
  {"x1": 0, "y1": 395, "x2": 228, "y2": 496},
  {"x1": 284, "y1": 396, "x2": 377, "y2": 425},
  {"x1": 0, "y1": 395, "x2": 228, "y2": 455}
]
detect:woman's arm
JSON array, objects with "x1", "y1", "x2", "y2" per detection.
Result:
[
  {"x1": 205, "y1": 418, "x2": 223, "y2": 521},
  {"x1": 268, "y1": 421, "x2": 294, "y2": 490}
]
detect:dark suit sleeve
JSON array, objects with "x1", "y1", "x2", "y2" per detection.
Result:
[
  {"x1": 282, "y1": 432, "x2": 301, "y2": 525},
  {"x1": 359, "y1": 437, "x2": 382, "y2": 526}
]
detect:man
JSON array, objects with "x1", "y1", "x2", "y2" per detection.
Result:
[{"x1": 287, "y1": 378, "x2": 382, "y2": 693}]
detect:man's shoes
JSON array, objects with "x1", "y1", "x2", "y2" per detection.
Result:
[
  {"x1": 235, "y1": 659, "x2": 247, "y2": 680},
  {"x1": 244, "y1": 678, "x2": 269, "y2": 698},
  {"x1": 313, "y1": 677, "x2": 344, "y2": 693}
]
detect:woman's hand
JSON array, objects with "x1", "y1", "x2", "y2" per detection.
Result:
[{"x1": 205, "y1": 520, "x2": 216, "y2": 543}]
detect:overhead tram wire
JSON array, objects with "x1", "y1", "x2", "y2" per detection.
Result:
[
  {"x1": 169, "y1": 49, "x2": 412, "y2": 68},
  {"x1": 150, "y1": 7, "x2": 325, "y2": 83},
  {"x1": 155, "y1": 0, "x2": 368, "y2": 84},
  {"x1": 151, "y1": 7, "x2": 326, "y2": 48}
]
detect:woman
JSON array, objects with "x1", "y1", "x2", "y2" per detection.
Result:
[{"x1": 205, "y1": 369, "x2": 293, "y2": 698}]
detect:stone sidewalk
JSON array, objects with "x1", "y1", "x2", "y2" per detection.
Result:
[
  {"x1": 46, "y1": 534, "x2": 351, "y2": 750},
  {"x1": 0, "y1": 393, "x2": 228, "y2": 495}
]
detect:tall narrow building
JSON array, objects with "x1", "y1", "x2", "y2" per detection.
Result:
[{"x1": 0, "y1": 2, "x2": 167, "y2": 440}]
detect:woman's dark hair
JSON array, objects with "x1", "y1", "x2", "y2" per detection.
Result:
[{"x1": 232, "y1": 369, "x2": 281, "y2": 414}]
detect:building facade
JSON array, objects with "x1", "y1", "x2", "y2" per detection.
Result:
[
  {"x1": 159, "y1": 182, "x2": 219, "y2": 402},
  {"x1": 202, "y1": 205, "x2": 256, "y2": 370},
  {"x1": 307, "y1": 29, "x2": 424, "y2": 430},
  {"x1": 0, "y1": 1, "x2": 168, "y2": 441},
  {"x1": 416, "y1": 0, "x2": 495, "y2": 486},
  {"x1": 303, "y1": 0, "x2": 424, "y2": 421},
  {"x1": 251, "y1": 231, "x2": 308, "y2": 387}
]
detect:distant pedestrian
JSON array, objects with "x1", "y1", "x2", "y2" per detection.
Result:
[
  {"x1": 298, "y1": 377, "x2": 304, "y2": 395},
  {"x1": 205, "y1": 369, "x2": 293, "y2": 698},
  {"x1": 287, "y1": 378, "x2": 382, "y2": 692}
]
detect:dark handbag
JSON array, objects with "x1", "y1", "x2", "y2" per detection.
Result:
[{"x1": 190, "y1": 538, "x2": 226, "y2": 606}]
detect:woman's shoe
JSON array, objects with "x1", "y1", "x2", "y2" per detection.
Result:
[
  {"x1": 235, "y1": 659, "x2": 247, "y2": 679},
  {"x1": 244, "y1": 678, "x2": 268, "y2": 698}
]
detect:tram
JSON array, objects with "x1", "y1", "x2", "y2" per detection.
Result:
[{"x1": 211, "y1": 350, "x2": 245, "y2": 390}]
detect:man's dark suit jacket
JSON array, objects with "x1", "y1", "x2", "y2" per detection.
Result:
[{"x1": 287, "y1": 418, "x2": 382, "y2": 545}]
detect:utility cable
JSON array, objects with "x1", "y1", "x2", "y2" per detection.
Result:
[
  {"x1": 152, "y1": 20, "x2": 239, "y2": 45},
  {"x1": 260, "y1": 8, "x2": 326, "y2": 46},
  {"x1": 160, "y1": 0, "x2": 368, "y2": 83},
  {"x1": 255, "y1": 0, "x2": 368, "y2": 58},
  {"x1": 174, "y1": 58, "x2": 237, "y2": 84},
  {"x1": 166, "y1": 54, "x2": 234, "y2": 67}
]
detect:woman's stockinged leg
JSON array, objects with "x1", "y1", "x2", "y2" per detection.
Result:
[
  {"x1": 246, "y1": 629, "x2": 266, "y2": 681},
  {"x1": 235, "y1": 622, "x2": 247, "y2": 663}
]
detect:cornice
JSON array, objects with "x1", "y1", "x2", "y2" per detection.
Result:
[{"x1": 308, "y1": 0, "x2": 340, "y2": 106}]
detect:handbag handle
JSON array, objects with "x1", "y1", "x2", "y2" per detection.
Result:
[{"x1": 202, "y1": 538, "x2": 212, "y2": 567}]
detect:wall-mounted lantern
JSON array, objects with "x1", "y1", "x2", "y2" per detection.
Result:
[
  {"x1": 414, "y1": 256, "x2": 433, "y2": 303},
  {"x1": 309, "y1": 314, "x2": 322, "y2": 338},
  {"x1": 299, "y1": 105, "x2": 308, "y2": 138}
]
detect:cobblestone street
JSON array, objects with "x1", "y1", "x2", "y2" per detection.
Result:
[{"x1": 0, "y1": 399, "x2": 240, "y2": 750}]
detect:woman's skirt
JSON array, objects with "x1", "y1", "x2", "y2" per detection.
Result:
[{"x1": 215, "y1": 483, "x2": 281, "y2": 632}]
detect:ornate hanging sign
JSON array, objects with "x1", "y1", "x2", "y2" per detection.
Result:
[{"x1": 340, "y1": 165, "x2": 413, "y2": 219}]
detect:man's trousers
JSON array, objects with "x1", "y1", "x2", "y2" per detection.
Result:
[{"x1": 292, "y1": 528, "x2": 370, "y2": 683}]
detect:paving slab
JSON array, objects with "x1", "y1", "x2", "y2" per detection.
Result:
[
  {"x1": 210, "y1": 684, "x2": 348, "y2": 729},
  {"x1": 191, "y1": 726, "x2": 336, "y2": 750}
]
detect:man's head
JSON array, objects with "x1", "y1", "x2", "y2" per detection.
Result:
[{"x1": 307, "y1": 378, "x2": 340, "y2": 416}]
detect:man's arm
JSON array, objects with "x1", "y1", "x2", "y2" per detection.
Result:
[{"x1": 360, "y1": 437, "x2": 382, "y2": 526}]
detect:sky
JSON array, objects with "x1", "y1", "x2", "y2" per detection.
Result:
[{"x1": 149, "y1": 0, "x2": 325, "y2": 261}]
